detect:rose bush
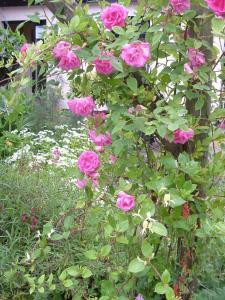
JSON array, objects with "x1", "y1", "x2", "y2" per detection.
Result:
[{"x1": 2, "y1": 0, "x2": 225, "y2": 299}]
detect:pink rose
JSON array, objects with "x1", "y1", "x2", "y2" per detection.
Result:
[
  {"x1": 75, "y1": 179, "x2": 88, "y2": 189},
  {"x1": 219, "y1": 120, "x2": 225, "y2": 129},
  {"x1": 109, "y1": 154, "x2": 117, "y2": 164},
  {"x1": 93, "y1": 112, "x2": 107, "y2": 127},
  {"x1": 93, "y1": 51, "x2": 114, "y2": 75},
  {"x1": 53, "y1": 41, "x2": 71, "y2": 59},
  {"x1": 169, "y1": 0, "x2": 190, "y2": 14},
  {"x1": 205, "y1": 0, "x2": 225, "y2": 18},
  {"x1": 121, "y1": 42, "x2": 150, "y2": 68},
  {"x1": 95, "y1": 146, "x2": 105, "y2": 153},
  {"x1": 92, "y1": 178, "x2": 99, "y2": 188},
  {"x1": 58, "y1": 50, "x2": 81, "y2": 70},
  {"x1": 77, "y1": 151, "x2": 101, "y2": 176},
  {"x1": 20, "y1": 43, "x2": 29, "y2": 54},
  {"x1": 188, "y1": 48, "x2": 205, "y2": 69},
  {"x1": 67, "y1": 96, "x2": 95, "y2": 117},
  {"x1": 173, "y1": 128, "x2": 194, "y2": 144},
  {"x1": 88, "y1": 129, "x2": 112, "y2": 146},
  {"x1": 101, "y1": 3, "x2": 128, "y2": 30},
  {"x1": 116, "y1": 191, "x2": 135, "y2": 212},
  {"x1": 184, "y1": 63, "x2": 194, "y2": 74},
  {"x1": 135, "y1": 295, "x2": 144, "y2": 300}
]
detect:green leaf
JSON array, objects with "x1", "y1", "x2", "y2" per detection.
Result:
[
  {"x1": 141, "y1": 240, "x2": 153, "y2": 258},
  {"x1": 84, "y1": 250, "x2": 97, "y2": 260},
  {"x1": 169, "y1": 193, "x2": 186, "y2": 208},
  {"x1": 116, "y1": 220, "x2": 129, "y2": 233},
  {"x1": 212, "y1": 17, "x2": 225, "y2": 33},
  {"x1": 64, "y1": 216, "x2": 74, "y2": 230},
  {"x1": 111, "y1": 57, "x2": 123, "y2": 72},
  {"x1": 165, "y1": 287, "x2": 176, "y2": 300},
  {"x1": 59, "y1": 270, "x2": 67, "y2": 281},
  {"x1": 100, "y1": 245, "x2": 111, "y2": 257},
  {"x1": 155, "y1": 282, "x2": 167, "y2": 294},
  {"x1": 82, "y1": 267, "x2": 93, "y2": 278},
  {"x1": 116, "y1": 235, "x2": 129, "y2": 244},
  {"x1": 63, "y1": 279, "x2": 74, "y2": 288},
  {"x1": 128, "y1": 258, "x2": 146, "y2": 273},
  {"x1": 51, "y1": 233, "x2": 63, "y2": 241},
  {"x1": 38, "y1": 287, "x2": 44, "y2": 293},
  {"x1": 66, "y1": 266, "x2": 80, "y2": 277},
  {"x1": 162, "y1": 269, "x2": 171, "y2": 284},
  {"x1": 151, "y1": 222, "x2": 167, "y2": 236},
  {"x1": 112, "y1": 121, "x2": 126, "y2": 134},
  {"x1": 70, "y1": 15, "x2": 80, "y2": 30},
  {"x1": 127, "y1": 77, "x2": 138, "y2": 93},
  {"x1": 37, "y1": 274, "x2": 45, "y2": 285}
]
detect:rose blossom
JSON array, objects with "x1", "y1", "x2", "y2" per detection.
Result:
[
  {"x1": 219, "y1": 120, "x2": 225, "y2": 129},
  {"x1": 205, "y1": 0, "x2": 225, "y2": 18},
  {"x1": 135, "y1": 295, "x2": 144, "y2": 300},
  {"x1": 75, "y1": 179, "x2": 88, "y2": 189},
  {"x1": 109, "y1": 154, "x2": 117, "y2": 164},
  {"x1": 88, "y1": 129, "x2": 112, "y2": 146},
  {"x1": 101, "y1": 3, "x2": 128, "y2": 30},
  {"x1": 53, "y1": 41, "x2": 71, "y2": 59},
  {"x1": 58, "y1": 50, "x2": 81, "y2": 70},
  {"x1": 93, "y1": 112, "x2": 107, "y2": 127},
  {"x1": 116, "y1": 191, "x2": 135, "y2": 212},
  {"x1": 169, "y1": 0, "x2": 190, "y2": 14},
  {"x1": 95, "y1": 146, "x2": 105, "y2": 153},
  {"x1": 77, "y1": 151, "x2": 100, "y2": 176},
  {"x1": 173, "y1": 128, "x2": 194, "y2": 144},
  {"x1": 20, "y1": 43, "x2": 29, "y2": 54},
  {"x1": 121, "y1": 42, "x2": 150, "y2": 68},
  {"x1": 67, "y1": 96, "x2": 95, "y2": 117},
  {"x1": 184, "y1": 63, "x2": 194, "y2": 74},
  {"x1": 93, "y1": 51, "x2": 114, "y2": 75},
  {"x1": 188, "y1": 48, "x2": 205, "y2": 69}
]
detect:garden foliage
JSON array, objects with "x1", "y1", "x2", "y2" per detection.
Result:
[{"x1": 0, "y1": 0, "x2": 225, "y2": 299}]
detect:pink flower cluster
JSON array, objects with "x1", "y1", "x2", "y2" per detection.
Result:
[
  {"x1": 121, "y1": 42, "x2": 150, "y2": 68},
  {"x1": 88, "y1": 129, "x2": 112, "y2": 152},
  {"x1": 205, "y1": 0, "x2": 225, "y2": 18},
  {"x1": 68, "y1": 96, "x2": 115, "y2": 189},
  {"x1": 67, "y1": 96, "x2": 95, "y2": 117},
  {"x1": 173, "y1": 128, "x2": 194, "y2": 144},
  {"x1": 135, "y1": 295, "x2": 144, "y2": 300},
  {"x1": 20, "y1": 43, "x2": 29, "y2": 54},
  {"x1": 169, "y1": 0, "x2": 190, "y2": 14},
  {"x1": 117, "y1": 191, "x2": 135, "y2": 212},
  {"x1": 53, "y1": 41, "x2": 81, "y2": 71},
  {"x1": 184, "y1": 48, "x2": 205, "y2": 76},
  {"x1": 101, "y1": 3, "x2": 128, "y2": 30},
  {"x1": 93, "y1": 51, "x2": 115, "y2": 75}
]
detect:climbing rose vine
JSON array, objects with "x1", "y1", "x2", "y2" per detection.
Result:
[{"x1": 17, "y1": 0, "x2": 225, "y2": 299}]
